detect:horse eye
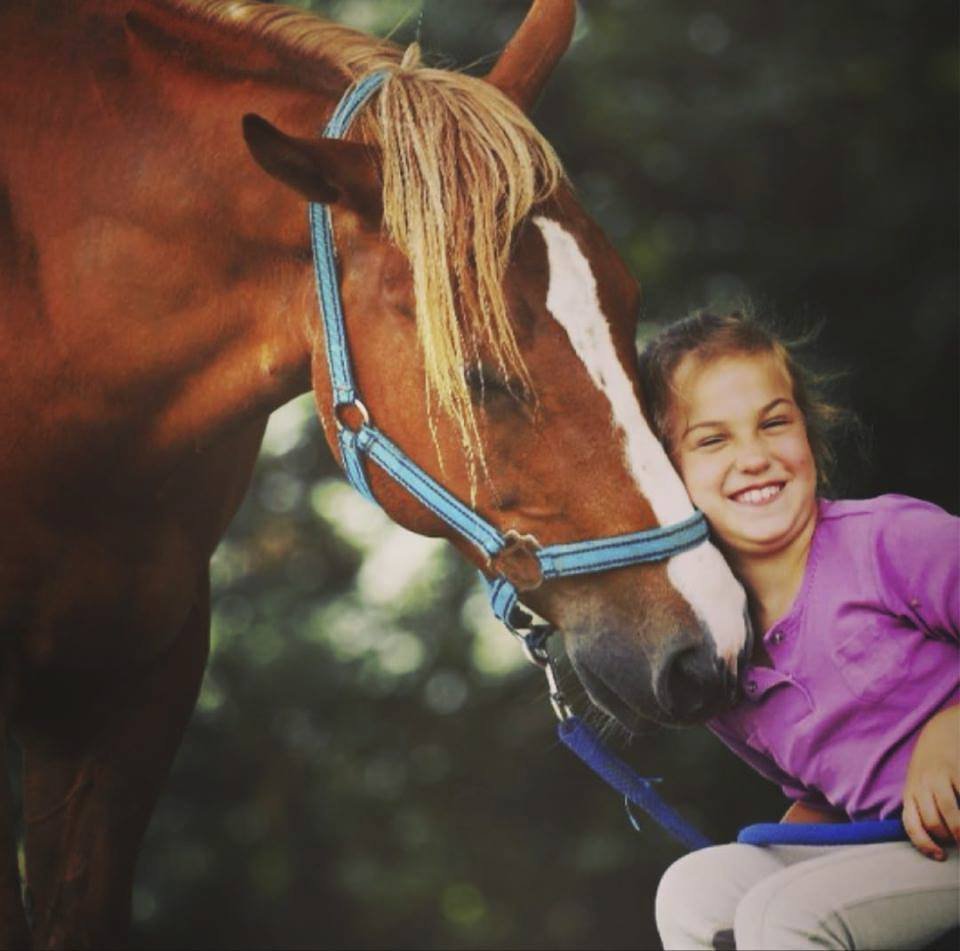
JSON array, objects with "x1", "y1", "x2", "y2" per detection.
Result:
[
  {"x1": 465, "y1": 364, "x2": 503, "y2": 394},
  {"x1": 464, "y1": 365, "x2": 527, "y2": 405}
]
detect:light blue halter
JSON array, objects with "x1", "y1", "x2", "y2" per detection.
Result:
[
  {"x1": 307, "y1": 72, "x2": 907, "y2": 853},
  {"x1": 309, "y1": 69, "x2": 708, "y2": 636}
]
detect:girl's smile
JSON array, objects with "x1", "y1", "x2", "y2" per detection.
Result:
[
  {"x1": 669, "y1": 352, "x2": 818, "y2": 564},
  {"x1": 729, "y1": 481, "x2": 784, "y2": 505}
]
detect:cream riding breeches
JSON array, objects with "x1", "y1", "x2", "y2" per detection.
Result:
[{"x1": 655, "y1": 840, "x2": 960, "y2": 950}]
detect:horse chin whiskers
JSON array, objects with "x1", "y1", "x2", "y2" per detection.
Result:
[
  {"x1": 582, "y1": 704, "x2": 635, "y2": 746},
  {"x1": 568, "y1": 652, "x2": 651, "y2": 735}
]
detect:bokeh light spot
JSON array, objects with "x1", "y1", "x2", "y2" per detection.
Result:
[
  {"x1": 423, "y1": 669, "x2": 468, "y2": 715},
  {"x1": 441, "y1": 882, "x2": 487, "y2": 928}
]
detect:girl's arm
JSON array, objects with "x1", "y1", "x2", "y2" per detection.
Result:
[
  {"x1": 873, "y1": 502, "x2": 959, "y2": 857},
  {"x1": 874, "y1": 499, "x2": 959, "y2": 640},
  {"x1": 781, "y1": 801, "x2": 846, "y2": 824},
  {"x1": 902, "y1": 703, "x2": 960, "y2": 861}
]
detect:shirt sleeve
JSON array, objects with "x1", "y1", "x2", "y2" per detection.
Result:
[
  {"x1": 707, "y1": 722, "x2": 834, "y2": 808},
  {"x1": 872, "y1": 497, "x2": 960, "y2": 642}
]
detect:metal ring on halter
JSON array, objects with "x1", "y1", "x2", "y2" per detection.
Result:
[
  {"x1": 487, "y1": 529, "x2": 544, "y2": 591},
  {"x1": 334, "y1": 399, "x2": 371, "y2": 433}
]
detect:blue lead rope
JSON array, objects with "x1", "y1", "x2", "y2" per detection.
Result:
[
  {"x1": 559, "y1": 716, "x2": 714, "y2": 851},
  {"x1": 738, "y1": 819, "x2": 906, "y2": 846},
  {"x1": 557, "y1": 713, "x2": 908, "y2": 850}
]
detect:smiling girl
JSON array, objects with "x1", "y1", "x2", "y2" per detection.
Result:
[{"x1": 638, "y1": 312, "x2": 959, "y2": 950}]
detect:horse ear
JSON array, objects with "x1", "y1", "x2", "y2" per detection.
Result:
[
  {"x1": 242, "y1": 114, "x2": 382, "y2": 217},
  {"x1": 485, "y1": 0, "x2": 576, "y2": 112}
]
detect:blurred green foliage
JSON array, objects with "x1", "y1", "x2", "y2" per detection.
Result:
[{"x1": 132, "y1": 1, "x2": 957, "y2": 948}]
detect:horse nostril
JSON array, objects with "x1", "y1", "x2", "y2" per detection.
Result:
[{"x1": 657, "y1": 643, "x2": 730, "y2": 723}]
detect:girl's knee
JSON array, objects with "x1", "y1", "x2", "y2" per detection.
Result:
[
  {"x1": 656, "y1": 845, "x2": 774, "y2": 950},
  {"x1": 734, "y1": 875, "x2": 850, "y2": 950},
  {"x1": 656, "y1": 848, "x2": 730, "y2": 917},
  {"x1": 655, "y1": 851, "x2": 702, "y2": 942}
]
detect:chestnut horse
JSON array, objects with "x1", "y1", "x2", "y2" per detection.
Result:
[{"x1": 0, "y1": 0, "x2": 749, "y2": 945}]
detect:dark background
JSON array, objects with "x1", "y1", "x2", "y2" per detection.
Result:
[{"x1": 131, "y1": 1, "x2": 958, "y2": 948}]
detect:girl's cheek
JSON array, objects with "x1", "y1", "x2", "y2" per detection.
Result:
[
  {"x1": 786, "y1": 433, "x2": 816, "y2": 476},
  {"x1": 677, "y1": 452, "x2": 713, "y2": 506},
  {"x1": 674, "y1": 449, "x2": 694, "y2": 486}
]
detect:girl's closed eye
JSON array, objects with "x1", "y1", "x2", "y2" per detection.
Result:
[
  {"x1": 761, "y1": 415, "x2": 792, "y2": 431},
  {"x1": 695, "y1": 432, "x2": 727, "y2": 449}
]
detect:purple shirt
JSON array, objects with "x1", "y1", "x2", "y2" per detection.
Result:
[{"x1": 708, "y1": 495, "x2": 960, "y2": 820}]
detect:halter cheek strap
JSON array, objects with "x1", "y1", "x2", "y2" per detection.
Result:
[{"x1": 308, "y1": 70, "x2": 709, "y2": 633}]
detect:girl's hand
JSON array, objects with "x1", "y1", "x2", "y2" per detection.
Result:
[{"x1": 902, "y1": 704, "x2": 960, "y2": 860}]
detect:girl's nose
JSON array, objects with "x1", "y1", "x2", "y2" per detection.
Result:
[{"x1": 735, "y1": 440, "x2": 771, "y2": 473}]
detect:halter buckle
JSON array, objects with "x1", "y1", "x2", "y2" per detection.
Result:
[
  {"x1": 334, "y1": 399, "x2": 371, "y2": 434},
  {"x1": 488, "y1": 529, "x2": 543, "y2": 591}
]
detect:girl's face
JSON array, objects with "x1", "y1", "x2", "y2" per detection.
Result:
[{"x1": 669, "y1": 351, "x2": 818, "y2": 561}]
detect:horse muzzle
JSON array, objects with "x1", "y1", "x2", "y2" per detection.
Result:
[
  {"x1": 562, "y1": 612, "x2": 749, "y2": 729},
  {"x1": 653, "y1": 637, "x2": 742, "y2": 724}
]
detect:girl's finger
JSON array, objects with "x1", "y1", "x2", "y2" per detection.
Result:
[
  {"x1": 932, "y1": 775, "x2": 960, "y2": 844},
  {"x1": 902, "y1": 796, "x2": 945, "y2": 860},
  {"x1": 914, "y1": 785, "x2": 953, "y2": 845}
]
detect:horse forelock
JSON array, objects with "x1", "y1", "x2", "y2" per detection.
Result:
[{"x1": 361, "y1": 55, "x2": 565, "y2": 492}]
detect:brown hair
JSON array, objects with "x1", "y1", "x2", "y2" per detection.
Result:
[{"x1": 637, "y1": 310, "x2": 853, "y2": 490}]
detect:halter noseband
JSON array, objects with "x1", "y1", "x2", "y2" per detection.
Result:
[{"x1": 309, "y1": 70, "x2": 708, "y2": 643}]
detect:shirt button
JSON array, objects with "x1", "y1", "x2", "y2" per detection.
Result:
[
  {"x1": 746, "y1": 680, "x2": 757, "y2": 693},
  {"x1": 772, "y1": 631, "x2": 784, "y2": 644}
]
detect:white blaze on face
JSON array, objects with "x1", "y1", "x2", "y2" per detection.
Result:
[{"x1": 533, "y1": 216, "x2": 748, "y2": 666}]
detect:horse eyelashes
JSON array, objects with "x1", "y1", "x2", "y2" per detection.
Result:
[
  {"x1": 464, "y1": 365, "x2": 529, "y2": 408},
  {"x1": 464, "y1": 364, "x2": 505, "y2": 398}
]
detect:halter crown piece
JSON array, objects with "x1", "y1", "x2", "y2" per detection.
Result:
[{"x1": 307, "y1": 73, "x2": 907, "y2": 853}]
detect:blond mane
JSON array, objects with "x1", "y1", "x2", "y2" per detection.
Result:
[{"x1": 160, "y1": 2, "x2": 566, "y2": 487}]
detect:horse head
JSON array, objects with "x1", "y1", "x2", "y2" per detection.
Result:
[{"x1": 241, "y1": 0, "x2": 750, "y2": 729}]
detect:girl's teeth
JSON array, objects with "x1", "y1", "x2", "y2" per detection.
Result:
[{"x1": 736, "y1": 484, "x2": 782, "y2": 505}]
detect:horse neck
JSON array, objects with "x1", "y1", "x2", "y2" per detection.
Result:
[{"x1": 1, "y1": 1, "x2": 355, "y2": 462}]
